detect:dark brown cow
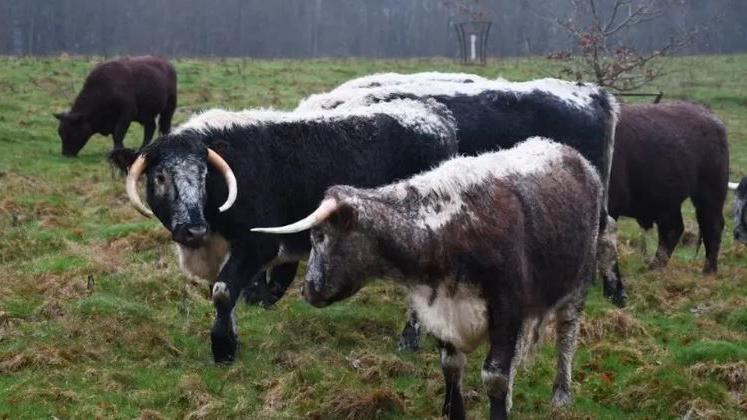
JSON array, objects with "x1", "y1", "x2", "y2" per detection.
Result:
[
  {"x1": 253, "y1": 138, "x2": 603, "y2": 419},
  {"x1": 607, "y1": 101, "x2": 729, "y2": 275},
  {"x1": 54, "y1": 55, "x2": 177, "y2": 157}
]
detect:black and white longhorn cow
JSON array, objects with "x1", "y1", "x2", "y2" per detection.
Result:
[
  {"x1": 253, "y1": 138, "x2": 603, "y2": 419},
  {"x1": 110, "y1": 99, "x2": 459, "y2": 363},
  {"x1": 295, "y1": 73, "x2": 622, "y2": 350}
]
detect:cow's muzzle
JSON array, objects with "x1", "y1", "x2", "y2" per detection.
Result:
[{"x1": 172, "y1": 223, "x2": 209, "y2": 247}]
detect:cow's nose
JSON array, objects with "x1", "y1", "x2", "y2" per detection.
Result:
[
  {"x1": 172, "y1": 223, "x2": 209, "y2": 246},
  {"x1": 187, "y1": 225, "x2": 208, "y2": 238}
]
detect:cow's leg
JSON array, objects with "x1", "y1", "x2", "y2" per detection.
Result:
[
  {"x1": 439, "y1": 341, "x2": 466, "y2": 420},
  {"x1": 650, "y1": 208, "x2": 684, "y2": 269},
  {"x1": 602, "y1": 261, "x2": 625, "y2": 307},
  {"x1": 211, "y1": 244, "x2": 270, "y2": 363},
  {"x1": 693, "y1": 197, "x2": 725, "y2": 274},
  {"x1": 483, "y1": 312, "x2": 522, "y2": 420},
  {"x1": 598, "y1": 216, "x2": 626, "y2": 307},
  {"x1": 551, "y1": 294, "x2": 584, "y2": 407},
  {"x1": 398, "y1": 306, "x2": 421, "y2": 352},
  {"x1": 158, "y1": 93, "x2": 176, "y2": 135},
  {"x1": 112, "y1": 115, "x2": 132, "y2": 150},
  {"x1": 141, "y1": 120, "x2": 156, "y2": 151},
  {"x1": 243, "y1": 262, "x2": 298, "y2": 307}
]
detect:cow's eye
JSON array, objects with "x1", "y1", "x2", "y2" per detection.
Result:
[{"x1": 155, "y1": 173, "x2": 166, "y2": 185}]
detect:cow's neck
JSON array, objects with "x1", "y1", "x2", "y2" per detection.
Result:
[{"x1": 353, "y1": 197, "x2": 443, "y2": 284}]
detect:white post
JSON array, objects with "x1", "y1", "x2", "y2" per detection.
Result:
[{"x1": 470, "y1": 34, "x2": 477, "y2": 61}]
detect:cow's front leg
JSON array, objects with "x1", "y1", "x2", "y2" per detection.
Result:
[
  {"x1": 210, "y1": 245, "x2": 267, "y2": 364},
  {"x1": 112, "y1": 114, "x2": 132, "y2": 150},
  {"x1": 439, "y1": 341, "x2": 466, "y2": 420}
]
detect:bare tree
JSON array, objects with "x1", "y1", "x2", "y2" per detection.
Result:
[{"x1": 550, "y1": 0, "x2": 694, "y2": 91}]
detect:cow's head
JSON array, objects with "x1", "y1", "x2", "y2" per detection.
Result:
[
  {"x1": 734, "y1": 177, "x2": 747, "y2": 244},
  {"x1": 109, "y1": 136, "x2": 237, "y2": 248},
  {"x1": 54, "y1": 112, "x2": 94, "y2": 157},
  {"x1": 252, "y1": 187, "x2": 393, "y2": 307}
]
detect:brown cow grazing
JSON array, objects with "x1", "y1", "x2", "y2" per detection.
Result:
[
  {"x1": 606, "y1": 101, "x2": 729, "y2": 277},
  {"x1": 54, "y1": 55, "x2": 177, "y2": 157}
]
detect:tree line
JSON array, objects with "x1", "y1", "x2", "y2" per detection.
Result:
[{"x1": 1, "y1": 0, "x2": 744, "y2": 58}]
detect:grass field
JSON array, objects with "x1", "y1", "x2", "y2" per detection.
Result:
[{"x1": 0, "y1": 54, "x2": 746, "y2": 419}]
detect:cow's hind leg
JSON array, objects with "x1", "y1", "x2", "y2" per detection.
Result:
[
  {"x1": 398, "y1": 307, "x2": 421, "y2": 352},
  {"x1": 552, "y1": 294, "x2": 584, "y2": 407},
  {"x1": 599, "y1": 216, "x2": 626, "y2": 307},
  {"x1": 650, "y1": 207, "x2": 684, "y2": 269},
  {"x1": 439, "y1": 341, "x2": 466, "y2": 420},
  {"x1": 693, "y1": 196, "x2": 725, "y2": 274},
  {"x1": 483, "y1": 315, "x2": 522, "y2": 420}
]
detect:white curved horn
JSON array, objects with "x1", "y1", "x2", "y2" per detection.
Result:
[
  {"x1": 125, "y1": 154, "x2": 154, "y2": 217},
  {"x1": 251, "y1": 199, "x2": 339, "y2": 234},
  {"x1": 728, "y1": 182, "x2": 739, "y2": 191},
  {"x1": 207, "y1": 149, "x2": 238, "y2": 212}
]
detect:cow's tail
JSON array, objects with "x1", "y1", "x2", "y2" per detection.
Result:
[{"x1": 595, "y1": 87, "x2": 620, "y2": 230}]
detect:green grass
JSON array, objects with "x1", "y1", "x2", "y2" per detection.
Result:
[{"x1": 1, "y1": 54, "x2": 746, "y2": 419}]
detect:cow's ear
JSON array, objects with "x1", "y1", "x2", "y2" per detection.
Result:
[
  {"x1": 329, "y1": 203, "x2": 358, "y2": 232},
  {"x1": 108, "y1": 148, "x2": 140, "y2": 175},
  {"x1": 53, "y1": 112, "x2": 67, "y2": 121}
]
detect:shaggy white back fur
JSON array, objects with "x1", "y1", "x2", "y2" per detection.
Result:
[
  {"x1": 173, "y1": 98, "x2": 456, "y2": 140},
  {"x1": 296, "y1": 76, "x2": 606, "y2": 112}
]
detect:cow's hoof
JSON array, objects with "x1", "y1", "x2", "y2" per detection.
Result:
[
  {"x1": 551, "y1": 388, "x2": 573, "y2": 407},
  {"x1": 397, "y1": 333, "x2": 420, "y2": 352},
  {"x1": 602, "y1": 280, "x2": 626, "y2": 308},
  {"x1": 242, "y1": 281, "x2": 279, "y2": 308},
  {"x1": 551, "y1": 382, "x2": 573, "y2": 407},
  {"x1": 609, "y1": 291, "x2": 627, "y2": 308},
  {"x1": 211, "y1": 327, "x2": 238, "y2": 364},
  {"x1": 243, "y1": 290, "x2": 278, "y2": 308},
  {"x1": 442, "y1": 398, "x2": 466, "y2": 420}
]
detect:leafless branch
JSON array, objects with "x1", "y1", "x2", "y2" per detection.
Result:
[{"x1": 547, "y1": 0, "x2": 695, "y2": 92}]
